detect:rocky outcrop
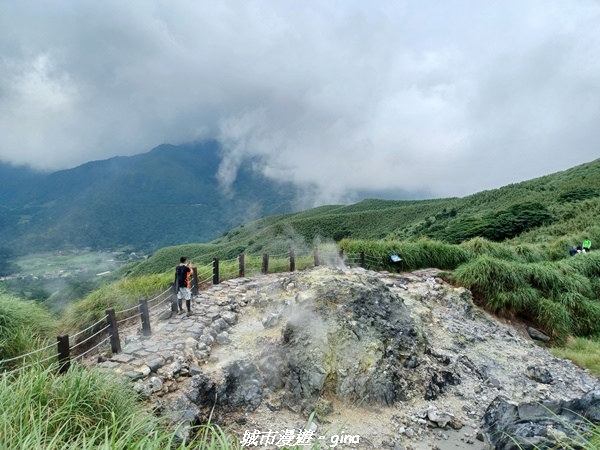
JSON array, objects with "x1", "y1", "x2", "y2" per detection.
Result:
[
  {"x1": 93, "y1": 266, "x2": 599, "y2": 449},
  {"x1": 483, "y1": 391, "x2": 600, "y2": 449}
]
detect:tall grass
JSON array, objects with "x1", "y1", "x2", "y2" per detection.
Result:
[
  {"x1": 339, "y1": 238, "x2": 471, "y2": 271},
  {"x1": 0, "y1": 291, "x2": 58, "y2": 368},
  {"x1": 451, "y1": 254, "x2": 600, "y2": 339},
  {"x1": 0, "y1": 364, "x2": 195, "y2": 449}
]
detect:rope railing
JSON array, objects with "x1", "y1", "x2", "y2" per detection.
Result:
[
  {"x1": 69, "y1": 325, "x2": 110, "y2": 352},
  {"x1": 72, "y1": 336, "x2": 111, "y2": 362},
  {"x1": 196, "y1": 266, "x2": 213, "y2": 278},
  {"x1": 0, "y1": 340, "x2": 57, "y2": 365},
  {"x1": 115, "y1": 302, "x2": 142, "y2": 316},
  {"x1": 148, "y1": 295, "x2": 170, "y2": 312},
  {"x1": 119, "y1": 321, "x2": 141, "y2": 336},
  {"x1": 147, "y1": 287, "x2": 171, "y2": 306},
  {"x1": 69, "y1": 315, "x2": 110, "y2": 342},
  {"x1": 116, "y1": 312, "x2": 141, "y2": 325}
]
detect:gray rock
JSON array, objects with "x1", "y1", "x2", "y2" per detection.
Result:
[
  {"x1": 212, "y1": 318, "x2": 229, "y2": 333},
  {"x1": 526, "y1": 326, "x2": 551, "y2": 343},
  {"x1": 426, "y1": 408, "x2": 455, "y2": 428},
  {"x1": 157, "y1": 309, "x2": 173, "y2": 321},
  {"x1": 221, "y1": 311, "x2": 238, "y2": 325},
  {"x1": 262, "y1": 312, "x2": 281, "y2": 328},
  {"x1": 483, "y1": 391, "x2": 600, "y2": 450},
  {"x1": 123, "y1": 371, "x2": 145, "y2": 381},
  {"x1": 146, "y1": 356, "x2": 166, "y2": 372},
  {"x1": 189, "y1": 364, "x2": 202, "y2": 376},
  {"x1": 526, "y1": 366, "x2": 554, "y2": 384},
  {"x1": 216, "y1": 332, "x2": 231, "y2": 345}
]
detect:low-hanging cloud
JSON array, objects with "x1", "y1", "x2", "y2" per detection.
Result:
[{"x1": 1, "y1": 0, "x2": 600, "y2": 204}]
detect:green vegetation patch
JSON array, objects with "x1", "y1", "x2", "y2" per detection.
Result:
[
  {"x1": 451, "y1": 254, "x2": 600, "y2": 339},
  {"x1": 429, "y1": 202, "x2": 554, "y2": 244},
  {"x1": 0, "y1": 291, "x2": 58, "y2": 367},
  {"x1": 0, "y1": 364, "x2": 195, "y2": 449},
  {"x1": 551, "y1": 337, "x2": 600, "y2": 377},
  {"x1": 558, "y1": 188, "x2": 600, "y2": 203}
]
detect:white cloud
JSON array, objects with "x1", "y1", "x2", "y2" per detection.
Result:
[{"x1": 1, "y1": 0, "x2": 600, "y2": 203}]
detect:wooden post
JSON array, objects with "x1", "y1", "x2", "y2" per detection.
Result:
[
  {"x1": 339, "y1": 248, "x2": 344, "y2": 260},
  {"x1": 139, "y1": 299, "x2": 151, "y2": 337},
  {"x1": 191, "y1": 267, "x2": 199, "y2": 295},
  {"x1": 314, "y1": 247, "x2": 320, "y2": 266},
  {"x1": 171, "y1": 281, "x2": 178, "y2": 313},
  {"x1": 213, "y1": 258, "x2": 220, "y2": 285},
  {"x1": 105, "y1": 308, "x2": 121, "y2": 354},
  {"x1": 290, "y1": 248, "x2": 295, "y2": 272},
  {"x1": 57, "y1": 334, "x2": 70, "y2": 374},
  {"x1": 360, "y1": 251, "x2": 365, "y2": 269},
  {"x1": 239, "y1": 253, "x2": 245, "y2": 278},
  {"x1": 261, "y1": 253, "x2": 269, "y2": 274}
]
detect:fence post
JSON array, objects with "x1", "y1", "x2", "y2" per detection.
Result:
[
  {"x1": 139, "y1": 298, "x2": 151, "y2": 337},
  {"x1": 171, "y1": 281, "x2": 178, "y2": 314},
  {"x1": 191, "y1": 267, "x2": 199, "y2": 295},
  {"x1": 339, "y1": 248, "x2": 344, "y2": 260},
  {"x1": 57, "y1": 334, "x2": 70, "y2": 374},
  {"x1": 314, "y1": 247, "x2": 320, "y2": 266},
  {"x1": 360, "y1": 251, "x2": 365, "y2": 268},
  {"x1": 213, "y1": 258, "x2": 220, "y2": 285},
  {"x1": 262, "y1": 253, "x2": 269, "y2": 274},
  {"x1": 290, "y1": 248, "x2": 295, "y2": 272},
  {"x1": 239, "y1": 253, "x2": 245, "y2": 278},
  {"x1": 105, "y1": 308, "x2": 121, "y2": 354}
]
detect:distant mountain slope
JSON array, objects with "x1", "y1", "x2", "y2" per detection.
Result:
[
  {"x1": 0, "y1": 141, "x2": 299, "y2": 254},
  {"x1": 165, "y1": 157, "x2": 600, "y2": 262}
]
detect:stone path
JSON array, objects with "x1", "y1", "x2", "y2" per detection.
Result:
[{"x1": 97, "y1": 275, "x2": 265, "y2": 382}]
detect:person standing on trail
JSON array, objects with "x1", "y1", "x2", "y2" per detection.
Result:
[{"x1": 175, "y1": 256, "x2": 193, "y2": 316}]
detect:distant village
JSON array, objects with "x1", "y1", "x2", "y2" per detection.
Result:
[{"x1": 0, "y1": 249, "x2": 146, "y2": 282}]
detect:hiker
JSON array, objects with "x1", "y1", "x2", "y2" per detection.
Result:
[
  {"x1": 175, "y1": 256, "x2": 193, "y2": 315},
  {"x1": 583, "y1": 239, "x2": 592, "y2": 252},
  {"x1": 569, "y1": 245, "x2": 578, "y2": 257}
]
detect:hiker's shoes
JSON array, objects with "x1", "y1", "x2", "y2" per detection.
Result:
[{"x1": 186, "y1": 311, "x2": 192, "y2": 317}]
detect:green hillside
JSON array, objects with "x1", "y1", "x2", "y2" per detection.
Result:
[{"x1": 129, "y1": 157, "x2": 599, "y2": 273}]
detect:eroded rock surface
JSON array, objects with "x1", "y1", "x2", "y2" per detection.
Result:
[
  {"x1": 483, "y1": 391, "x2": 600, "y2": 450},
  {"x1": 93, "y1": 266, "x2": 599, "y2": 449}
]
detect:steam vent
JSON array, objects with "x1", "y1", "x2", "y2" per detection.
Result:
[{"x1": 99, "y1": 265, "x2": 597, "y2": 448}]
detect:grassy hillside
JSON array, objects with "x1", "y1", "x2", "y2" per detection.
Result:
[{"x1": 128, "y1": 158, "x2": 599, "y2": 275}]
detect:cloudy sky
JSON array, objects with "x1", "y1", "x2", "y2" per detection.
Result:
[{"x1": 1, "y1": 0, "x2": 600, "y2": 202}]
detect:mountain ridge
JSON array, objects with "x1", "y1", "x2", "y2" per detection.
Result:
[{"x1": 0, "y1": 141, "x2": 299, "y2": 256}]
